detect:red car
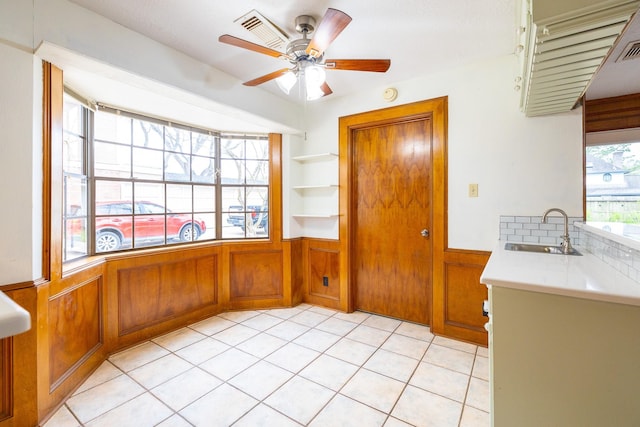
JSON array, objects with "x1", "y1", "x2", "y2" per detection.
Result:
[{"x1": 95, "y1": 201, "x2": 206, "y2": 252}]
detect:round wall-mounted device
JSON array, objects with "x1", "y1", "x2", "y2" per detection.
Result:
[{"x1": 383, "y1": 87, "x2": 398, "y2": 102}]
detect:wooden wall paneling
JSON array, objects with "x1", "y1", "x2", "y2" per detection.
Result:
[
  {"x1": 433, "y1": 250, "x2": 489, "y2": 346},
  {"x1": 288, "y1": 239, "x2": 304, "y2": 306},
  {"x1": 117, "y1": 255, "x2": 218, "y2": 336},
  {"x1": 48, "y1": 278, "x2": 102, "y2": 391},
  {"x1": 306, "y1": 242, "x2": 341, "y2": 308},
  {"x1": 228, "y1": 250, "x2": 284, "y2": 308},
  {"x1": 584, "y1": 93, "x2": 640, "y2": 133},
  {"x1": 0, "y1": 338, "x2": 12, "y2": 422}
]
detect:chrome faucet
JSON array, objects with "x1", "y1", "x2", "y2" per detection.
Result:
[{"x1": 542, "y1": 208, "x2": 573, "y2": 254}]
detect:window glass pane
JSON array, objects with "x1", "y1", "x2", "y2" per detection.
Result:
[
  {"x1": 192, "y1": 156, "x2": 215, "y2": 183},
  {"x1": 63, "y1": 96, "x2": 83, "y2": 135},
  {"x1": 133, "y1": 147, "x2": 163, "y2": 180},
  {"x1": 221, "y1": 139, "x2": 244, "y2": 159},
  {"x1": 246, "y1": 160, "x2": 269, "y2": 184},
  {"x1": 194, "y1": 186, "x2": 215, "y2": 212},
  {"x1": 63, "y1": 134, "x2": 84, "y2": 175},
  {"x1": 246, "y1": 139, "x2": 269, "y2": 160},
  {"x1": 95, "y1": 180, "x2": 133, "y2": 207},
  {"x1": 134, "y1": 182, "x2": 165, "y2": 208},
  {"x1": 196, "y1": 212, "x2": 215, "y2": 241},
  {"x1": 221, "y1": 159, "x2": 244, "y2": 184},
  {"x1": 165, "y1": 152, "x2": 191, "y2": 181},
  {"x1": 134, "y1": 215, "x2": 165, "y2": 248},
  {"x1": 166, "y1": 184, "x2": 192, "y2": 213},
  {"x1": 95, "y1": 111, "x2": 131, "y2": 144},
  {"x1": 165, "y1": 127, "x2": 191, "y2": 153},
  {"x1": 192, "y1": 132, "x2": 215, "y2": 157},
  {"x1": 94, "y1": 141, "x2": 131, "y2": 178},
  {"x1": 133, "y1": 119, "x2": 163, "y2": 149},
  {"x1": 586, "y1": 142, "x2": 640, "y2": 237},
  {"x1": 63, "y1": 176, "x2": 87, "y2": 261},
  {"x1": 222, "y1": 186, "x2": 245, "y2": 211},
  {"x1": 96, "y1": 215, "x2": 132, "y2": 252}
]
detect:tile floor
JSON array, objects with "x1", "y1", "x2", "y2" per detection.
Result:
[{"x1": 44, "y1": 304, "x2": 490, "y2": 427}]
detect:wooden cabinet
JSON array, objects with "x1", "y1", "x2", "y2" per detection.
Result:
[{"x1": 488, "y1": 285, "x2": 640, "y2": 426}]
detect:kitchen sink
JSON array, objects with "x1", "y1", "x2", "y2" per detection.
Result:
[{"x1": 504, "y1": 242, "x2": 582, "y2": 256}]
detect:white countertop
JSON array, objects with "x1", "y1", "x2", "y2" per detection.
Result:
[
  {"x1": 0, "y1": 291, "x2": 31, "y2": 339},
  {"x1": 480, "y1": 241, "x2": 640, "y2": 307}
]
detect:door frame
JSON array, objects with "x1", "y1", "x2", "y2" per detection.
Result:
[{"x1": 338, "y1": 97, "x2": 448, "y2": 325}]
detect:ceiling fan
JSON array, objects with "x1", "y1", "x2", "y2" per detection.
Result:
[{"x1": 219, "y1": 8, "x2": 391, "y2": 100}]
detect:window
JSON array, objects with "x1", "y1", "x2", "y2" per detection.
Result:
[{"x1": 62, "y1": 98, "x2": 270, "y2": 259}]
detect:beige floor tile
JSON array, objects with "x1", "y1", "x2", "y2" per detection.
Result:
[
  {"x1": 364, "y1": 349, "x2": 420, "y2": 382},
  {"x1": 84, "y1": 392, "x2": 172, "y2": 427},
  {"x1": 346, "y1": 324, "x2": 392, "y2": 347},
  {"x1": 307, "y1": 305, "x2": 338, "y2": 316},
  {"x1": 460, "y1": 405, "x2": 490, "y2": 427},
  {"x1": 424, "y1": 344, "x2": 475, "y2": 375},
  {"x1": 264, "y1": 376, "x2": 334, "y2": 425},
  {"x1": 432, "y1": 336, "x2": 477, "y2": 354},
  {"x1": 395, "y1": 322, "x2": 434, "y2": 342},
  {"x1": 236, "y1": 332, "x2": 287, "y2": 358},
  {"x1": 326, "y1": 337, "x2": 377, "y2": 365},
  {"x1": 289, "y1": 310, "x2": 331, "y2": 327},
  {"x1": 152, "y1": 327, "x2": 207, "y2": 352},
  {"x1": 43, "y1": 405, "x2": 80, "y2": 427},
  {"x1": 218, "y1": 310, "x2": 260, "y2": 323},
  {"x1": 228, "y1": 360, "x2": 293, "y2": 400},
  {"x1": 128, "y1": 354, "x2": 193, "y2": 389},
  {"x1": 180, "y1": 383, "x2": 258, "y2": 427},
  {"x1": 476, "y1": 345, "x2": 489, "y2": 358},
  {"x1": 212, "y1": 323, "x2": 259, "y2": 346},
  {"x1": 465, "y1": 377, "x2": 490, "y2": 412},
  {"x1": 155, "y1": 414, "x2": 193, "y2": 427},
  {"x1": 299, "y1": 354, "x2": 359, "y2": 391},
  {"x1": 265, "y1": 320, "x2": 310, "y2": 341},
  {"x1": 315, "y1": 316, "x2": 359, "y2": 336},
  {"x1": 188, "y1": 316, "x2": 235, "y2": 335},
  {"x1": 109, "y1": 341, "x2": 170, "y2": 372},
  {"x1": 472, "y1": 355, "x2": 489, "y2": 381},
  {"x1": 264, "y1": 307, "x2": 305, "y2": 319},
  {"x1": 409, "y1": 362, "x2": 470, "y2": 402},
  {"x1": 234, "y1": 403, "x2": 302, "y2": 427},
  {"x1": 383, "y1": 417, "x2": 413, "y2": 426},
  {"x1": 381, "y1": 333, "x2": 430, "y2": 360},
  {"x1": 310, "y1": 394, "x2": 387, "y2": 427},
  {"x1": 174, "y1": 337, "x2": 230, "y2": 365},
  {"x1": 151, "y1": 367, "x2": 222, "y2": 411},
  {"x1": 391, "y1": 385, "x2": 462, "y2": 427},
  {"x1": 239, "y1": 313, "x2": 284, "y2": 331},
  {"x1": 341, "y1": 369, "x2": 405, "y2": 413},
  {"x1": 363, "y1": 314, "x2": 402, "y2": 332},
  {"x1": 265, "y1": 342, "x2": 320, "y2": 373},
  {"x1": 198, "y1": 348, "x2": 259, "y2": 381},
  {"x1": 293, "y1": 328, "x2": 341, "y2": 352},
  {"x1": 332, "y1": 310, "x2": 371, "y2": 324},
  {"x1": 66, "y1": 375, "x2": 145, "y2": 423},
  {"x1": 73, "y1": 361, "x2": 122, "y2": 395}
]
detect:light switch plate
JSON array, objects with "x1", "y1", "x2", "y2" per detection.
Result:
[{"x1": 469, "y1": 183, "x2": 478, "y2": 197}]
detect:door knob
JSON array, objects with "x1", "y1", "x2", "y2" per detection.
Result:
[{"x1": 421, "y1": 229, "x2": 429, "y2": 237}]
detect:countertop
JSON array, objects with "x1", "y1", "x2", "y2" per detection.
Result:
[{"x1": 480, "y1": 241, "x2": 640, "y2": 307}]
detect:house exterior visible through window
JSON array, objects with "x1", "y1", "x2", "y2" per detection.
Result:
[{"x1": 62, "y1": 96, "x2": 270, "y2": 260}]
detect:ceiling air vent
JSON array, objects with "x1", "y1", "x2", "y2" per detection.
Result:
[
  {"x1": 235, "y1": 10, "x2": 289, "y2": 50},
  {"x1": 617, "y1": 41, "x2": 640, "y2": 62}
]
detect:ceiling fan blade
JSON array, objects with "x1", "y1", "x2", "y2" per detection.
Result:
[
  {"x1": 324, "y1": 59, "x2": 391, "y2": 72},
  {"x1": 243, "y1": 68, "x2": 291, "y2": 86},
  {"x1": 306, "y1": 8, "x2": 352, "y2": 58},
  {"x1": 321, "y1": 82, "x2": 333, "y2": 97},
  {"x1": 219, "y1": 34, "x2": 284, "y2": 58}
]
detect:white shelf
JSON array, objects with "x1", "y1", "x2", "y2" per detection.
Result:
[
  {"x1": 292, "y1": 184, "x2": 338, "y2": 190},
  {"x1": 292, "y1": 152, "x2": 338, "y2": 163},
  {"x1": 291, "y1": 213, "x2": 339, "y2": 218}
]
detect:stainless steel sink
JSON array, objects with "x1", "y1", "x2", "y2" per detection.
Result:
[{"x1": 504, "y1": 242, "x2": 582, "y2": 256}]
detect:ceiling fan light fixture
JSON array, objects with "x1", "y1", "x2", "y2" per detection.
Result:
[
  {"x1": 275, "y1": 71, "x2": 297, "y2": 94},
  {"x1": 304, "y1": 64, "x2": 326, "y2": 100}
]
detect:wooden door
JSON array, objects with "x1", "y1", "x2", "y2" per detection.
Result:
[{"x1": 352, "y1": 118, "x2": 432, "y2": 324}]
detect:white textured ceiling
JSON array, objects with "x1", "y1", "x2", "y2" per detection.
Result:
[{"x1": 67, "y1": 0, "x2": 518, "y2": 103}]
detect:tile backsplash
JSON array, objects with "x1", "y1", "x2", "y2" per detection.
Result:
[
  {"x1": 499, "y1": 215, "x2": 582, "y2": 246},
  {"x1": 500, "y1": 215, "x2": 640, "y2": 282}
]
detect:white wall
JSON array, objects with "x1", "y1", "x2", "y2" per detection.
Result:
[
  {"x1": 0, "y1": 43, "x2": 41, "y2": 283},
  {"x1": 302, "y1": 54, "x2": 583, "y2": 250}
]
